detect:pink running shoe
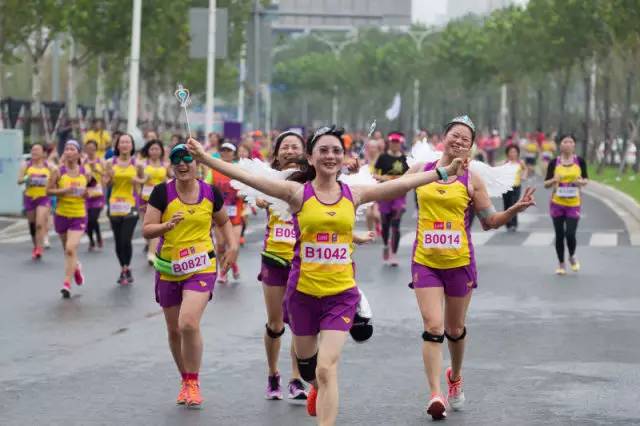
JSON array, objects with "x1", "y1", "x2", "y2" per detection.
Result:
[
  {"x1": 265, "y1": 374, "x2": 283, "y2": 400},
  {"x1": 426, "y1": 393, "x2": 447, "y2": 420},
  {"x1": 383, "y1": 246, "x2": 389, "y2": 262},
  {"x1": 446, "y1": 367, "x2": 465, "y2": 411},
  {"x1": 74, "y1": 263, "x2": 84, "y2": 286},
  {"x1": 60, "y1": 281, "x2": 71, "y2": 298}
]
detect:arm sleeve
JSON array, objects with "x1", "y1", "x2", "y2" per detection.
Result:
[
  {"x1": 545, "y1": 160, "x2": 556, "y2": 180},
  {"x1": 148, "y1": 182, "x2": 167, "y2": 212},
  {"x1": 578, "y1": 157, "x2": 589, "y2": 178},
  {"x1": 210, "y1": 185, "x2": 224, "y2": 212}
]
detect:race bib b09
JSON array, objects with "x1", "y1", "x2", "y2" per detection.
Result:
[{"x1": 272, "y1": 224, "x2": 295, "y2": 243}]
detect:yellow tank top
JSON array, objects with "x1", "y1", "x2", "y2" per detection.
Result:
[
  {"x1": 542, "y1": 141, "x2": 555, "y2": 154},
  {"x1": 290, "y1": 182, "x2": 356, "y2": 297},
  {"x1": 24, "y1": 162, "x2": 50, "y2": 199},
  {"x1": 85, "y1": 159, "x2": 105, "y2": 198},
  {"x1": 263, "y1": 209, "x2": 296, "y2": 262},
  {"x1": 56, "y1": 166, "x2": 88, "y2": 218},
  {"x1": 525, "y1": 142, "x2": 539, "y2": 154},
  {"x1": 109, "y1": 159, "x2": 137, "y2": 216},
  {"x1": 156, "y1": 180, "x2": 217, "y2": 281},
  {"x1": 413, "y1": 162, "x2": 473, "y2": 269},
  {"x1": 551, "y1": 157, "x2": 582, "y2": 207},
  {"x1": 510, "y1": 160, "x2": 525, "y2": 187},
  {"x1": 141, "y1": 162, "x2": 168, "y2": 201}
]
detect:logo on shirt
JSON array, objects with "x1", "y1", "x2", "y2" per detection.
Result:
[
  {"x1": 433, "y1": 221, "x2": 445, "y2": 230},
  {"x1": 187, "y1": 208, "x2": 195, "y2": 215},
  {"x1": 199, "y1": 281, "x2": 208, "y2": 288},
  {"x1": 326, "y1": 211, "x2": 337, "y2": 216},
  {"x1": 446, "y1": 222, "x2": 452, "y2": 230},
  {"x1": 316, "y1": 233, "x2": 330, "y2": 242},
  {"x1": 331, "y1": 233, "x2": 338, "y2": 243},
  {"x1": 437, "y1": 189, "x2": 446, "y2": 195},
  {"x1": 179, "y1": 248, "x2": 189, "y2": 257},
  {"x1": 341, "y1": 316, "x2": 351, "y2": 324}
]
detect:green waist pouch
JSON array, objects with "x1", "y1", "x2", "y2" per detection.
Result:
[
  {"x1": 261, "y1": 251, "x2": 291, "y2": 269},
  {"x1": 154, "y1": 251, "x2": 216, "y2": 276}
]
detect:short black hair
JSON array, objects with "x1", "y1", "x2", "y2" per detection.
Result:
[{"x1": 141, "y1": 139, "x2": 165, "y2": 159}]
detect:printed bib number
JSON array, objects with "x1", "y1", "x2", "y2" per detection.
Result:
[
  {"x1": 171, "y1": 252, "x2": 211, "y2": 276},
  {"x1": 226, "y1": 205, "x2": 238, "y2": 217},
  {"x1": 87, "y1": 184, "x2": 103, "y2": 198},
  {"x1": 111, "y1": 200, "x2": 132, "y2": 215},
  {"x1": 302, "y1": 243, "x2": 350, "y2": 265},
  {"x1": 556, "y1": 186, "x2": 578, "y2": 198},
  {"x1": 70, "y1": 186, "x2": 85, "y2": 197},
  {"x1": 422, "y1": 230, "x2": 462, "y2": 249},
  {"x1": 272, "y1": 224, "x2": 295, "y2": 243},
  {"x1": 141, "y1": 185, "x2": 154, "y2": 198},
  {"x1": 29, "y1": 176, "x2": 48, "y2": 186}
]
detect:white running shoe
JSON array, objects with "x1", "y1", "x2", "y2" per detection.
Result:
[{"x1": 446, "y1": 367, "x2": 465, "y2": 411}]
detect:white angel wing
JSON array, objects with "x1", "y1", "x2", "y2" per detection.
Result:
[
  {"x1": 469, "y1": 161, "x2": 519, "y2": 197},
  {"x1": 408, "y1": 140, "x2": 442, "y2": 167},
  {"x1": 338, "y1": 166, "x2": 377, "y2": 220},
  {"x1": 229, "y1": 158, "x2": 294, "y2": 220}
]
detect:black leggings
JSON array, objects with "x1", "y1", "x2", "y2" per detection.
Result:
[
  {"x1": 87, "y1": 207, "x2": 103, "y2": 246},
  {"x1": 109, "y1": 215, "x2": 138, "y2": 267},
  {"x1": 552, "y1": 216, "x2": 579, "y2": 263},
  {"x1": 502, "y1": 185, "x2": 521, "y2": 228},
  {"x1": 381, "y1": 209, "x2": 403, "y2": 254}
]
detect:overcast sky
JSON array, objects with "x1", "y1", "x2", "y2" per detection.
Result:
[{"x1": 412, "y1": 0, "x2": 529, "y2": 25}]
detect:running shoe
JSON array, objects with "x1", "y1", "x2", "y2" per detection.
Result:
[
  {"x1": 185, "y1": 379, "x2": 203, "y2": 408},
  {"x1": 176, "y1": 380, "x2": 188, "y2": 405},
  {"x1": 74, "y1": 263, "x2": 84, "y2": 286},
  {"x1": 306, "y1": 384, "x2": 317, "y2": 417},
  {"x1": 88, "y1": 243, "x2": 95, "y2": 252},
  {"x1": 231, "y1": 263, "x2": 240, "y2": 280},
  {"x1": 426, "y1": 393, "x2": 447, "y2": 420},
  {"x1": 288, "y1": 379, "x2": 308, "y2": 400},
  {"x1": 383, "y1": 246, "x2": 389, "y2": 262},
  {"x1": 446, "y1": 367, "x2": 465, "y2": 411},
  {"x1": 125, "y1": 269, "x2": 134, "y2": 283},
  {"x1": 239, "y1": 236, "x2": 246, "y2": 246},
  {"x1": 97, "y1": 239, "x2": 103, "y2": 250},
  {"x1": 569, "y1": 258, "x2": 580, "y2": 272},
  {"x1": 265, "y1": 374, "x2": 283, "y2": 400},
  {"x1": 117, "y1": 271, "x2": 128, "y2": 286},
  {"x1": 60, "y1": 281, "x2": 71, "y2": 298},
  {"x1": 43, "y1": 235, "x2": 50, "y2": 249},
  {"x1": 555, "y1": 266, "x2": 567, "y2": 276},
  {"x1": 32, "y1": 247, "x2": 42, "y2": 260},
  {"x1": 217, "y1": 270, "x2": 227, "y2": 285},
  {"x1": 389, "y1": 252, "x2": 399, "y2": 267},
  {"x1": 147, "y1": 252, "x2": 155, "y2": 266}
]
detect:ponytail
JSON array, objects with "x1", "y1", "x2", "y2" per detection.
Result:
[{"x1": 287, "y1": 161, "x2": 316, "y2": 183}]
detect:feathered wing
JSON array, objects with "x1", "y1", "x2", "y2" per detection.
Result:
[
  {"x1": 407, "y1": 140, "x2": 442, "y2": 168},
  {"x1": 229, "y1": 158, "x2": 294, "y2": 220},
  {"x1": 338, "y1": 166, "x2": 377, "y2": 220},
  {"x1": 469, "y1": 161, "x2": 519, "y2": 197}
]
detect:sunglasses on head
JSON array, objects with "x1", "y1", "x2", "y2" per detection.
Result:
[{"x1": 170, "y1": 153, "x2": 194, "y2": 165}]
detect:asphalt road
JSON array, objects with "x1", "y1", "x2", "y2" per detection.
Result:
[{"x1": 1, "y1": 177, "x2": 639, "y2": 425}]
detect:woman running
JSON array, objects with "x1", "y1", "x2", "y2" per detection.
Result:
[
  {"x1": 187, "y1": 127, "x2": 466, "y2": 425},
  {"x1": 544, "y1": 134, "x2": 588, "y2": 275},
  {"x1": 374, "y1": 132, "x2": 409, "y2": 266},
  {"x1": 84, "y1": 140, "x2": 106, "y2": 251},
  {"x1": 523, "y1": 134, "x2": 539, "y2": 177},
  {"x1": 46, "y1": 140, "x2": 89, "y2": 298},
  {"x1": 105, "y1": 133, "x2": 140, "y2": 285},
  {"x1": 540, "y1": 134, "x2": 557, "y2": 171},
  {"x1": 205, "y1": 141, "x2": 243, "y2": 283},
  {"x1": 362, "y1": 139, "x2": 383, "y2": 239},
  {"x1": 502, "y1": 144, "x2": 528, "y2": 232},
  {"x1": 143, "y1": 143, "x2": 238, "y2": 408},
  {"x1": 139, "y1": 139, "x2": 170, "y2": 264},
  {"x1": 406, "y1": 116, "x2": 535, "y2": 420},
  {"x1": 18, "y1": 143, "x2": 51, "y2": 260}
]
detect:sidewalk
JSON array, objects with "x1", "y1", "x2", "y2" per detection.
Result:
[{"x1": 583, "y1": 181, "x2": 640, "y2": 246}]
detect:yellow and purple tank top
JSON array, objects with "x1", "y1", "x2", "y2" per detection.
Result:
[
  {"x1": 56, "y1": 165, "x2": 88, "y2": 218},
  {"x1": 288, "y1": 182, "x2": 356, "y2": 297},
  {"x1": 156, "y1": 180, "x2": 217, "y2": 281},
  {"x1": 542, "y1": 141, "x2": 556, "y2": 160},
  {"x1": 413, "y1": 162, "x2": 475, "y2": 270},
  {"x1": 510, "y1": 160, "x2": 525, "y2": 187},
  {"x1": 109, "y1": 158, "x2": 137, "y2": 216},
  {"x1": 524, "y1": 141, "x2": 539, "y2": 158},
  {"x1": 24, "y1": 161, "x2": 50, "y2": 199},
  {"x1": 263, "y1": 209, "x2": 296, "y2": 263},
  {"x1": 551, "y1": 156, "x2": 582, "y2": 208},
  {"x1": 141, "y1": 161, "x2": 168, "y2": 202},
  {"x1": 85, "y1": 158, "x2": 105, "y2": 200}
]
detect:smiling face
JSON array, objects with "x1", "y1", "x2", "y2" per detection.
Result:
[
  {"x1": 443, "y1": 124, "x2": 473, "y2": 158},
  {"x1": 308, "y1": 135, "x2": 344, "y2": 177},
  {"x1": 171, "y1": 153, "x2": 196, "y2": 181},
  {"x1": 148, "y1": 143, "x2": 162, "y2": 161},
  {"x1": 220, "y1": 148, "x2": 235, "y2": 163},
  {"x1": 84, "y1": 142, "x2": 97, "y2": 158},
  {"x1": 64, "y1": 144, "x2": 80, "y2": 163},
  {"x1": 507, "y1": 146, "x2": 519, "y2": 161},
  {"x1": 276, "y1": 135, "x2": 304, "y2": 169},
  {"x1": 30, "y1": 144, "x2": 44, "y2": 161},
  {"x1": 117, "y1": 135, "x2": 133, "y2": 156},
  {"x1": 560, "y1": 136, "x2": 576, "y2": 155}
]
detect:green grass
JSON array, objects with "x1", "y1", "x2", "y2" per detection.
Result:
[{"x1": 589, "y1": 164, "x2": 640, "y2": 203}]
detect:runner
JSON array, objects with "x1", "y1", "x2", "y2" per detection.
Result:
[
  {"x1": 523, "y1": 134, "x2": 539, "y2": 177},
  {"x1": 541, "y1": 134, "x2": 557, "y2": 170},
  {"x1": 18, "y1": 143, "x2": 51, "y2": 260},
  {"x1": 407, "y1": 116, "x2": 535, "y2": 420},
  {"x1": 186, "y1": 127, "x2": 466, "y2": 425},
  {"x1": 543, "y1": 134, "x2": 588, "y2": 275},
  {"x1": 374, "y1": 132, "x2": 410, "y2": 266},
  {"x1": 362, "y1": 139, "x2": 383, "y2": 238},
  {"x1": 46, "y1": 140, "x2": 89, "y2": 298},
  {"x1": 502, "y1": 144, "x2": 528, "y2": 232},
  {"x1": 84, "y1": 140, "x2": 106, "y2": 251},
  {"x1": 139, "y1": 139, "x2": 170, "y2": 264},
  {"x1": 142, "y1": 143, "x2": 238, "y2": 408},
  {"x1": 204, "y1": 141, "x2": 243, "y2": 283},
  {"x1": 105, "y1": 133, "x2": 140, "y2": 285}
]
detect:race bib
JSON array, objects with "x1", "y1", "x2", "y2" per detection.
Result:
[
  {"x1": 171, "y1": 250, "x2": 211, "y2": 276},
  {"x1": 556, "y1": 186, "x2": 578, "y2": 198},
  {"x1": 111, "y1": 199, "x2": 132, "y2": 215},
  {"x1": 141, "y1": 185, "x2": 154, "y2": 199},
  {"x1": 226, "y1": 205, "x2": 238, "y2": 217},
  {"x1": 87, "y1": 184, "x2": 103, "y2": 198},
  {"x1": 29, "y1": 176, "x2": 48, "y2": 186},
  {"x1": 302, "y1": 243, "x2": 350, "y2": 265},
  {"x1": 422, "y1": 230, "x2": 462, "y2": 249},
  {"x1": 272, "y1": 224, "x2": 296, "y2": 243},
  {"x1": 70, "y1": 186, "x2": 85, "y2": 197}
]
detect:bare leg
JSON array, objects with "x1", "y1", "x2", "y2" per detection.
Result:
[
  {"x1": 444, "y1": 291, "x2": 473, "y2": 380},
  {"x1": 316, "y1": 330, "x2": 349, "y2": 426},
  {"x1": 163, "y1": 305, "x2": 185, "y2": 374},
  {"x1": 35, "y1": 206, "x2": 49, "y2": 248},
  {"x1": 178, "y1": 290, "x2": 210, "y2": 373},
  {"x1": 415, "y1": 287, "x2": 445, "y2": 395},
  {"x1": 262, "y1": 284, "x2": 286, "y2": 375}
]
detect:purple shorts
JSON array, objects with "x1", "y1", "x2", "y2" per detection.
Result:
[
  {"x1": 411, "y1": 262, "x2": 477, "y2": 297},
  {"x1": 377, "y1": 196, "x2": 406, "y2": 215},
  {"x1": 284, "y1": 286, "x2": 360, "y2": 336},
  {"x1": 24, "y1": 195, "x2": 50, "y2": 212},
  {"x1": 258, "y1": 262, "x2": 291, "y2": 287},
  {"x1": 54, "y1": 214, "x2": 87, "y2": 234},
  {"x1": 154, "y1": 272, "x2": 216, "y2": 308},
  {"x1": 550, "y1": 202, "x2": 581, "y2": 219},
  {"x1": 86, "y1": 196, "x2": 105, "y2": 210}
]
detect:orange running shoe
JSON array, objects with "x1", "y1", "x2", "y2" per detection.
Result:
[
  {"x1": 176, "y1": 380, "x2": 188, "y2": 405},
  {"x1": 32, "y1": 247, "x2": 38, "y2": 260},
  {"x1": 306, "y1": 384, "x2": 317, "y2": 417},
  {"x1": 185, "y1": 379, "x2": 203, "y2": 408}
]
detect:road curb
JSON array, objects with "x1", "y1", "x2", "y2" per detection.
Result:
[{"x1": 583, "y1": 181, "x2": 640, "y2": 246}]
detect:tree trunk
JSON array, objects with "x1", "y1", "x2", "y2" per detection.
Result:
[
  {"x1": 617, "y1": 70, "x2": 634, "y2": 175},
  {"x1": 67, "y1": 36, "x2": 78, "y2": 121},
  {"x1": 536, "y1": 86, "x2": 544, "y2": 131},
  {"x1": 95, "y1": 55, "x2": 106, "y2": 119},
  {"x1": 30, "y1": 60, "x2": 42, "y2": 142},
  {"x1": 0, "y1": 61, "x2": 4, "y2": 129},
  {"x1": 597, "y1": 70, "x2": 611, "y2": 174},
  {"x1": 509, "y1": 83, "x2": 518, "y2": 134},
  {"x1": 557, "y1": 68, "x2": 571, "y2": 136},
  {"x1": 582, "y1": 61, "x2": 591, "y2": 160},
  {"x1": 499, "y1": 84, "x2": 507, "y2": 138}
]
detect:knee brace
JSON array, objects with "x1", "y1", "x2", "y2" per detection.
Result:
[
  {"x1": 422, "y1": 330, "x2": 445, "y2": 343},
  {"x1": 296, "y1": 353, "x2": 318, "y2": 383},
  {"x1": 445, "y1": 327, "x2": 467, "y2": 343},
  {"x1": 265, "y1": 323, "x2": 285, "y2": 339},
  {"x1": 29, "y1": 222, "x2": 36, "y2": 238}
]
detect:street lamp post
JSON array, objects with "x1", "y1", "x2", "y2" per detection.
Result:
[
  {"x1": 407, "y1": 29, "x2": 430, "y2": 136},
  {"x1": 205, "y1": 0, "x2": 217, "y2": 135},
  {"x1": 127, "y1": 0, "x2": 142, "y2": 135}
]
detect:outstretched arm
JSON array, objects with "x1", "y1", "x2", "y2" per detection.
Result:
[{"x1": 186, "y1": 138, "x2": 303, "y2": 210}]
